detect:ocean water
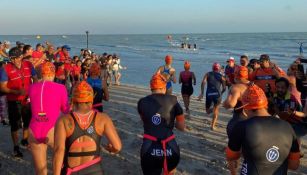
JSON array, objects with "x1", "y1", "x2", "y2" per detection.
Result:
[{"x1": 1, "y1": 33, "x2": 307, "y2": 94}]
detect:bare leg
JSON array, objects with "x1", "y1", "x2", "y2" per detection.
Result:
[
  {"x1": 117, "y1": 73, "x2": 121, "y2": 85},
  {"x1": 29, "y1": 130, "x2": 48, "y2": 175},
  {"x1": 46, "y1": 128, "x2": 55, "y2": 149},
  {"x1": 23, "y1": 128, "x2": 29, "y2": 141},
  {"x1": 11, "y1": 131, "x2": 19, "y2": 146},
  {"x1": 211, "y1": 105, "x2": 220, "y2": 130},
  {"x1": 182, "y1": 95, "x2": 189, "y2": 111}
]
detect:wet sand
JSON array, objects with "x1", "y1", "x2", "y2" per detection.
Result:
[{"x1": 0, "y1": 84, "x2": 307, "y2": 175}]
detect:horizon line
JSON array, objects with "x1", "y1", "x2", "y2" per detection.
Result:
[{"x1": 1, "y1": 31, "x2": 307, "y2": 36}]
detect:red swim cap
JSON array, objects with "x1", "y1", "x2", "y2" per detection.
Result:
[
  {"x1": 165, "y1": 55, "x2": 173, "y2": 64},
  {"x1": 72, "y1": 81, "x2": 94, "y2": 103},
  {"x1": 150, "y1": 73, "x2": 167, "y2": 90},
  {"x1": 184, "y1": 61, "x2": 190, "y2": 70},
  {"x1": 234, "y1": 66, "x2": 249, "y2": 80},
  {"x1": 212, "y1": 62, "x2": 221, "y2": 71},
  {"x1": 241, "y1": 84, "x2": 268, "y2": 110}
]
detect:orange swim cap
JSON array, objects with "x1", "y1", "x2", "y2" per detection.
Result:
[
  {"x1": 150, "y1": 73, "x2": 167, "y2": 90},
  {"x1": 89, "y1": 63, "x2": 101, "y2": 76},
  {"x1": 72, "y1": 81, "x2": 94, "y2": 103},
  {"x1": 184, "y1": 61, "x2": 190, "y2": 70},
  {"x1": 165, "y1": 55, "x2": 173, "y2": 64},
  {"x1": 41, "y1": 62, "x2": 55, "y2": 77},
  {"x1": 241, "y1": 83, "x2": 268, "y2": 110},
  {"x1": 234, "y1": 66, "x2": 249, "y2": 80}
]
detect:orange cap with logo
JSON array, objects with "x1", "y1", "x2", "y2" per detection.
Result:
[
  {"x1": 241, "y1": 83, "x2": 268, "y2": 110},
  {"x1": 184, "y1": 61, "x2": 190, "y2": 70},
  {"x1": 234, "y1": 65, "x2": 249, "y2": 80},
  {"x1": 41, "y1": 62, "x2": 56, "y2": 77},
  {"x1": 72, "y1": 81, "x2": 94, "y2": 103},
  {"x1": 165, "y1": 55, "x2": 173, "y2": 64},
  {"x1": 150, "y1": 73, "x2": 167, "y2": 90},
  {"x1": 89, "y1": 63, "x2": 101, "y2": 76}
]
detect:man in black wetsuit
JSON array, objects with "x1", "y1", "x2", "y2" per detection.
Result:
[
  {"x1": 225, "y1": 83, "x2": 300, "y2": 175},
  {"x1": 137, "y1": 73, "x2": 185, "y2": 175},
  {"x1": 198, "y1": 62, "x2": 226, "y2": 130}
]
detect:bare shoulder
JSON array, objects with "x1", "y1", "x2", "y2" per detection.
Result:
[
  {"x1": 95, "y1": 112, "x2": 112, "y2": 124},
  {"x1": 58, "y1": 114, "x2": 74, "y2": 129}
]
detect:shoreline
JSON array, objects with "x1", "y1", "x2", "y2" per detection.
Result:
[{"x1": 0, "y1": 84, "x2": 306, "y2": 175}]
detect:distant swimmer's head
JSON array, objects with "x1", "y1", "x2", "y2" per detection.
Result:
[
  {"x1": 72, "y1": 81, "x2": 94, "y2": 103},
  {"x1": 150, "y1": 73, "x2": 167, "y2": 93},
  {"x1": 165, "y1": 55, "x2": 173, "y2": 64},
  {"x1": 241, "y1": 83, "x2": 268, "y2": 111},
  {"x1": 41, "y1": 62, "x2": 56, "y2": 79},
  {"x1": 234, "y1": 65, "x2": 249, "y2": 81},
  {"x1": 89, "y1": 63, "x2": 101, "y2": 77},
  {"x1": 184, "y1": 61, "x2": 191, "y2": 70},
  {"x1": 212, "y1": 62, "x2": 221, "y2": 72}
]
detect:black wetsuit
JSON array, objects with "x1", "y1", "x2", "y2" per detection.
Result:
[
  {"x1": 205, "y1": 71, "x2": 223, "y2": 109},
  {"x1": 228, "y1": 116, "x2": 300, "y2": 175},
  {"x1": 137, "y1": 94, "x2": 183, "y2": 175},
  {"x1": 61, "y1": 112, "x2": 103, "y2": 175}
]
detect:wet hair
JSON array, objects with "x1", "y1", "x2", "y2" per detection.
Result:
[
  {"x1": 23, "y1": 45, "x2": 32, "y2": 54},
  {"x1": 275, "y1": 77, "x2": 290, "y2": 88}
]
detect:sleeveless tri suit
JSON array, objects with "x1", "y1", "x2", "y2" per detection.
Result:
[
  {"x1": 205, "y1": 71, "x2": 223, "y2": 109},
  {"x1": 61, "y1": 112, "x2": 103, "y2": 175},
  {"x1": 137, "y1": 94, "x2": 184, "y2": 175}
]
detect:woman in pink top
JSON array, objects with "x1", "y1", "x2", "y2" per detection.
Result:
[{"x1": 28, "y1": 62, "x2": 70, "y2": 175}]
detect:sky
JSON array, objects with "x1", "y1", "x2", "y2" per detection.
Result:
[{"x1": 0, "y1": 0, "x2": 307, "y2": 34}]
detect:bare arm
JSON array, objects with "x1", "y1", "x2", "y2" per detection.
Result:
[
  {"x1": 102, "y1": 79, "x2": 109, "y2": 101},
  {"x1": 223, "y1": 86, "x2": 241, "y2": 109},
  {"x1": 192, "y1": 72, "x2": 196, "y2": 85},
  {"x1": 53, "y1": 117, "x2": 67, "y2": 175},
  {"x1": 288, "y1": 159, "x2": 300, "y2": 170},
  {"x1": 198, "y1": 73, "x2": 208, "y2": 100},
  {"x1": 0, "y1": 81, "x2": 23, "y2": 95},
  {"x1": 102, "y1": 115, "x2": 122, "y2": 153},
  {"x1": 175, "y1": 114, "x2": 185, "y2": 131},
  {"x1": 178, "y1": 73, "x2": 182, "y2": 84},
  {"x1": 221, "y1": 76, "x2": 226, "y2": 94},
  {"x1": 171, "y1": 69, "x2": 176, "y2": 84}
]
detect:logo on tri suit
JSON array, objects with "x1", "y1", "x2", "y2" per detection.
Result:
[
  {"x1": 87, "y1": 125, "x2": 94, "y2": 134},
  {"x1": 152, "y1": 113, "x2": 161, "y2": 125},
  {"x1": 266, "y1": 146, "x2": 279, "y2": 162}
]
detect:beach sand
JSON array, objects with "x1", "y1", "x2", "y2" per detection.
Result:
[{"x1": 0, "y1": 84, "x2": 307, "y2": 175}]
